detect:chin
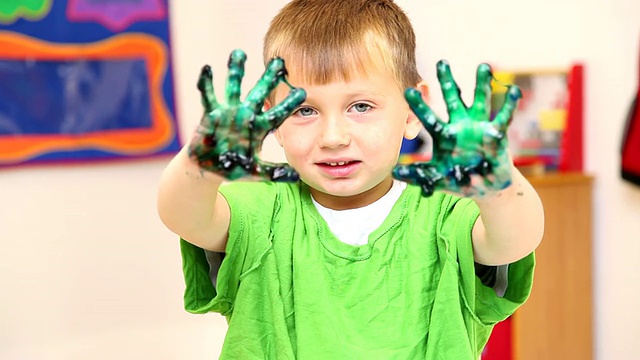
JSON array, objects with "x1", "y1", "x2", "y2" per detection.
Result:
[
  {"x1": 301, "y1": 168, "x2": 391, "y2": 196},
  {"x1": 317, "y1": 179, "x2": 382, "y2": 198},
  {"x1": 314, "y1": 184, "x2": 360, "y2": 198}
]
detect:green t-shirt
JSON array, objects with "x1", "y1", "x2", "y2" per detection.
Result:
[{"x1": 180, "y1": 181, "x2": 535, "y2": 359}]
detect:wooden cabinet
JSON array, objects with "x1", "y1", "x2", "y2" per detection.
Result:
[{"x1": 512, "y1": 173, "x2": 594, "y2": 359}]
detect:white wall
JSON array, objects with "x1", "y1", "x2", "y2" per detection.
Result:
[{"x1": 1, "y1": 0, "x2": 639, "y2": 359}]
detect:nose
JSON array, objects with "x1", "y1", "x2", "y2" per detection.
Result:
[{"x1": 318, "y1": 114, "x2": 351, "y2": 149}]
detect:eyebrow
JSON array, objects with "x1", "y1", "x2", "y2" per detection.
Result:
[
  {"x1": 298, "y1": 92, "x2": 386, "y2": 107},
  {"x1": 344, "y1": 90, "x2": 387, "y2": 98}
]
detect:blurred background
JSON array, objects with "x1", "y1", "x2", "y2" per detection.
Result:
[{"x1": 1, "y1": 0, "x2": 639, "y2": 359}]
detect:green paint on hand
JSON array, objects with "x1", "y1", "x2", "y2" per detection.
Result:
[
  {"x1": 188, "y1": 49, "x2": 306, "y2": 182},
  {"x1": 393, "y1": 60, "x2": 522, "y2": 197}
]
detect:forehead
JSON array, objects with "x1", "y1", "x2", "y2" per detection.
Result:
[
  {"x1": 272, "y1": 63, "x2": 401, "y2": 104},
  {"x1": 285, "y1": 57, "x2": 393, "y2": 86}
]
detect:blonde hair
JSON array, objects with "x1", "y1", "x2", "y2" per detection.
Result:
[{"x1": 263, "y1": 0, "x2": 422, "y2": 91}]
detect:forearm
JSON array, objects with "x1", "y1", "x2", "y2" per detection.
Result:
[
  {"x1": 157, "y1": 145, "x2": 226, "y2": 244},
  {"x1": 472, "y1": 166, "x2": 545, "y2": 265}
]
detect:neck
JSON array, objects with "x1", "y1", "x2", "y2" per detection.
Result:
[{"x1": 310, "y1": 177, "x2": 394, "y2": 210}]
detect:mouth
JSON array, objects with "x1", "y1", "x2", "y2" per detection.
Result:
[
  {"x1": 323, "y1": 161, "x2": 358, "y2": 167},
  {"x1": 316, "y1": 160, "x2": 362, "y2": 177}
]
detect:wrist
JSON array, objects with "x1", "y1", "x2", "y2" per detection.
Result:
[
  {"x1": 178, "y1": 145, "x2": 226, "y2": 183},
  {"x1": 472, "y1": 164, "x2": 521, "y2": 205}
]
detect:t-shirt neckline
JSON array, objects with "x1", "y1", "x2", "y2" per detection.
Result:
[{"x1": 301, "y1": 182, "x2": 412, "y2": 261}]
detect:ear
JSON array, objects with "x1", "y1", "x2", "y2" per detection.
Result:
[
  {"x1": 263, "y1": 99, "x2": 272, "y2": 111},
  {"x1": 403, "y1": 81, "x2": 429, "y2": 140}
]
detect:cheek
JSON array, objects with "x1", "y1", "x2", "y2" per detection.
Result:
[
  {"x1": 278, "y1": 126, "x2": 311, "y2": 157},
  {"x1": 365, "y1": 124, "x2": 408, "y2": 164},
  {"x1": 367, "y1": 118, "x2": 407, "y2": 147}
]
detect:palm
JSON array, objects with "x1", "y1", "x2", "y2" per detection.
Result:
[
  {"x1": 188, "y1": 49, "x2": 306, "y2": 181},
  {"x1": 393, "y1": 61, "x2": 522, "y2": 197}
]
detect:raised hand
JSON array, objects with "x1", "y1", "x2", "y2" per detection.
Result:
[
  {"x1": 393, "y1": 60, "x2": 522, "y2": 197},
  {"x1": 188, "y1": 49, "x2": 306, "y2": 181}
]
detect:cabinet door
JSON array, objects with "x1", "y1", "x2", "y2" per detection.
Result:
[{"x1": 514, "y1": 174, "x2": 593, "y2": 360}]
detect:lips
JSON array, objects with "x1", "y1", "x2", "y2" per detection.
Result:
[
  {"x1": 316, "y1": 160, "x2": 361, "y2": 177},
  {"x1": 325, "y1": 161, "x2": 355, "y2": 166}
]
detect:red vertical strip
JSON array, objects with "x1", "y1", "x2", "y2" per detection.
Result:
[
  {"x1": 559, "y1": 64, "x2": 584, "y2": 172},
  {"x1": 482, "y1": 317, "x2": 513, "y2": 360},
  {"x1": 620, "y1": 36, "x2": 640, "y2": 185}
]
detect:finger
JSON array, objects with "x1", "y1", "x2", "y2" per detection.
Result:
[
  {"x1": 259, "y1": 87, "x2": 307, "y2": 129},
  {"x1": 405, "y1": 88, "x2": 445, "y2": 135},
  {"x1": 197, "y1": 65, "x2": 219, "y2": 113},
  {"x1": 244, "y1": 57, "x2": 288, "y2": 113},
  {"x1": 436, "y1": 60, "x2": 467, "y2": 121},
  {"x1": 392, "y1": 164, "x2": 420, "y2": 185},
  {"x1": 225, "y1": 49, "x2": 247, "y2": 106},
  {"x1": 392, "y1": 163, "x2": 442, "y2": 197},
  {"x1": 469, "y1": 63, "x2": 492, "y2": 121},
  {"x1": 492, "y1": 85, "x2": 522, "y2": 132},
  {"x1": 392, "y1": 163, "x2": 442, "y2": 185},
  {"x1": 255, "y1": 158, "x2": 300, "y2": 182}
]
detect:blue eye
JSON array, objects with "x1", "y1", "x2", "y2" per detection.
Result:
[
  {"x1": 350, "y1": 103, "x2": 372, "y2": 113},
  {"x1": 295, "y1": 107, "x2": 316, "y2": 117}
]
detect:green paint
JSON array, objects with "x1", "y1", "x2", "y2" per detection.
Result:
[
  {"x1": 188, "y1": 49, "x2": 306, "y2": 181},
  {"x1": 393, "y1": 60, "x2": 522, "y2": 197},
  {"x1": 0, "y1": 0, "x2": 51, "y2": 24}
]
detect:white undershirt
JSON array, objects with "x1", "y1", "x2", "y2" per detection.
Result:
[{"x1": 311, "y1": 180, "x2": 407, "y2": 246}]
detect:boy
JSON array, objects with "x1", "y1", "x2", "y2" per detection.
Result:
[{"x1": 157, "y1": 0, "x2": 544, "y2": 359}]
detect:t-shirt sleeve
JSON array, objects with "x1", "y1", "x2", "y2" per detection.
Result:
[
  {"x1": 440, "y1": 195, "x2": 535, "y2": 326},
  {"x1": 180, "y1": 181, "x2": 280, "y2": 316},
  {"x1": 473, "y1": 252, "x2": 535, "y2": 325}
]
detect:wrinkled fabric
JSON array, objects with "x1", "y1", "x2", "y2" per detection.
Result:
[{"x1": 180, "y1": 182, "x2": 535, "y2": 359}]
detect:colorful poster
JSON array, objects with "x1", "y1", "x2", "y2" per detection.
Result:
[
  {"x1": 0, "y1": 0, "x2": 180, "y2": 167},
  {"x1": 491, "y1": 70, "x2": 570, "y2": 171}
]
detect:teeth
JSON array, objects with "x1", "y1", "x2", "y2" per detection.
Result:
[{"x1": 328, "y1": 161, "x2": 348, "y2": 166}]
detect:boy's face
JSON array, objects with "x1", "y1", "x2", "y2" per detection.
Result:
[{"x1": 272, "y1": 63, "x2": 423, "y2": 210}]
